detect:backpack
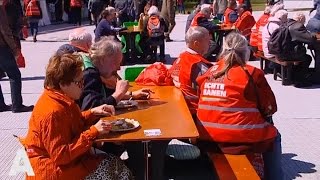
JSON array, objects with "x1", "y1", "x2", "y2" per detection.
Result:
[
  {"x1": 147, "y1": 15, "x2": 164, "y2": 38},
  {"x1": 267, "y1": 21, "x2": 292, "y2": 57}
]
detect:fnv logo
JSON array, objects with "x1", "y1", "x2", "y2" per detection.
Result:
[{"x1": 9, "y1": 148, "x2": 34, "y2": 176}]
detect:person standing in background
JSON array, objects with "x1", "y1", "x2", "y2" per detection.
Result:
[
  {"x1": 88, "y1": 0, "x2": 104, "y2": 26},
  {"x1": 212, "y1": 0, "x2": 227, "y2": 21},
  {"x1": 115, "y1": 0, "x2": 129, "y2": 25},
  {"x1": 127, "y1": 0, "x2": 135, "y2": 21},
  {"x1": 161, "y1": 0, "x2": 175, "y2": 42},
  {"x1": 177, "y1": 0, "x2": 185, "y2": 14},
  {"x1": 70, "y1": 0, "x2": 82, "y2": 26},
  {"x1": 0, "y1": 2, "x2": 34, "y2": 113},
  {"x1": 25, "y1": 0, "x2": 42, "y2": 42},
  {"x1": 54, "y1": 0, "x2": 63, "y2": 22}
]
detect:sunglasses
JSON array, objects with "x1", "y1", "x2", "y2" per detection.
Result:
[{"x1": 73, "y1": 78, "x2": 84, "y2": 88}]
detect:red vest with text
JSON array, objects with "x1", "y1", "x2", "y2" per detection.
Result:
[
  {"x1": 196, "y1": 60, "x2": 277, "y2": 143},
  {"x1": 25, "y1": 0, "x2": 40, "y2": 17},
  {"x1": 170, "y1": 50, "x2": 211, "y2": 115},
  {"x1": 223, "y1": 8, "x2": 235, "y2": 25},
  {"x1": 234, "y1": 11, "x2": 256, "y2": 38},
  {"x1": 190, "y1": 12, "x2": 206, "y2": 27}
]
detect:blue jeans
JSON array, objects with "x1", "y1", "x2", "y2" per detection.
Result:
[
  {"x1": 0, "y1": 47, "x2": 23, "y2": 109},
  {"x1": 263, "y1": 131, "x2": 283, "y2": 180}
]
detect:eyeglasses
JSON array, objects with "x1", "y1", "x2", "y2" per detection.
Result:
[{"x1": 73, "y1": 78, "x2": 84, "y2": 88}]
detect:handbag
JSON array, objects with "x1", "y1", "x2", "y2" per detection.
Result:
[
  {"x1": 16, "y1": 51, "x2": 26, "y2": 68},
  {"x1": 22, "y1": 25, "x2": 28, "y2": 39}
]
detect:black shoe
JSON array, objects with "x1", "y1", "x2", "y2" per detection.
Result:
[
  {"x1": 0, "y1": 104, "x2": 12, "y2": 112},
  {"x1": 165, "y1": 38, "x2": 173, "y2": 42},
  {"x1": 12, "y1": 105, "x2": 34, "y2": 113}
]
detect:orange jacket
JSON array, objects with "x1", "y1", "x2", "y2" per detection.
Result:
[
  {"x1": 70, "y1": 0, "x2": 82, "y2": 7},
  {"x1": 25, "y1": 0, "x2": 41, "y2": 17},
  {"x1": 250, "y1": 13, "x2": 270, "y2": 50},
  {"x1": 234, "y1": 11, "x2": 256, "y2": 38},
  {"x1": 196, "y1": 60, "x2": 277, "y2": 143},
  {"x1": 190, "y1": 12, "x2": 206, "y2": 27},
  {"x1": 23, "y1": 89, "x2": 103, "y2": 180},
  {"x1": 170, "y1": 49, "x2": 212, "y2": 115},
  {"x1": 223, "y1": 7, "x2": 235, "y2": 25}
]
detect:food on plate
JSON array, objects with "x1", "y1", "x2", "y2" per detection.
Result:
[
  {"x1": 118, "y1": 100, "x2": 132, "y2": 106},
  {"x1": 111, "y1": 118, "x2": 137, "y2": 131}
]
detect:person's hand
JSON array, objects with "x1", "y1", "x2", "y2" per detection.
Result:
[
  {"x1": 132, "y1": 88, "x2": 154, "y2": 100},
  {"x1": 94, "y1": 120, "x2": 112, "y2": 135},
  {"x1": 114, "y1": 80, "x2": 130, "y2": 96},
  {"x1": 139, "y1": 13, "x2": 144, "y2": 19},
  {"x1": 315, "y1": 33, "x2": 320, "y2": 40},
  {"x1": 91, "y1": 104, "x2": 115, "y2": 116}
]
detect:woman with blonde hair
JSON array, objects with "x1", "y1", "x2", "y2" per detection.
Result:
[
  {"x1": 196, "y1": 32, "x2": 283, "y2": 179},
  {"x1": 23, "y1": 53, "x2": 133, "y2": 179}
]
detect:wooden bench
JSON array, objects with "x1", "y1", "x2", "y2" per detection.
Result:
[
  {"x1": 254, "y1": 51, "x2": 302, "y2": 85},
  {"x1": 207, "y1": 152, "x2": 261, "y2": 180}
]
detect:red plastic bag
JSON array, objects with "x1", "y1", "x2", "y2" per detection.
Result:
[
  {"x1": 22, "y1": 26, "x2": 28, "y2": 39},
  {"x1": 135, "y1": 62, "x2": 173, "y2": 86},
  {"x1": 17, "y1": 51, "x2": 26, "y2": 68}
]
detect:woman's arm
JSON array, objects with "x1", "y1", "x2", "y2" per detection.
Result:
[
  {"x1": 253, "y1": 68, "x2": 277, "y2": 116},
  {"x1": 42, "y1": 114, "x2": 99, "y2": 166}
]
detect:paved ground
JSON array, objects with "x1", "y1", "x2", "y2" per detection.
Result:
[{"x1": 1, "y1": 13, "x2": 320, "y2": 180}]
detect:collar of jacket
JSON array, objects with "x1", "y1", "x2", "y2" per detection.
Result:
[
  {"x1": 186, "y1": 47, "x2": 199, "y2": 55},
  {"x1": 44, "y1": 88, "x2": 74, "y2": 106}
]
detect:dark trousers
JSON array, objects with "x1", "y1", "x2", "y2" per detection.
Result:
[
  {"x1": 29, "y1": 21, "x2": 39, "y2": 37},
  {"x1": 0, "y1": 47, "x2": 23, "y2": 108},
  {"x1": 146, "y1": 37, "x2": 165, "y2": 60},
  {"x1": 55, "y1": 0, "x2": 63, "y2": 21},
  {"x1": 70, "y1": 7, "x2": 82, "y2": 25},
  {"x1": 313, "y1": 42, "x2": 320, "y2": 72}
]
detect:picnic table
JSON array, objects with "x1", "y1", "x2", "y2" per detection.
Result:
[
  {"x1": 214, "y1": 25, "x2": 236, "y2": 54},
  {"x1": 96, "y1": 83, "x2": 199, "y2": 180}
]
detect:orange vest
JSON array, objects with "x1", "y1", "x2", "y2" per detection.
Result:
[
  {"x1": 25, "y1": 0, "x2": 40, "y2": 17},
  {"x1": 250, "y1": 14, "x2": 270, "y2": 50},
  {"x1": 223, "y1": 8, "x2": 235, "y2": 25},
  {"x1": 70, "y1": 0, "x2": 82, "y2": 7},
  {"x1": 170, "y1": 50, "x2": 212, "y2": 115},
  {"x1": 237, "y1": 0, "x2": 244, "y2": 5},
  {"x1": 190, "y1": 12, "x2": 206, "y2": 27},
  {"x1": 234, "y1": 11, "x2": 256, "y2": 38},
  {"x1": 196, "y1": 61, "x2": 277, "y2": 143}
]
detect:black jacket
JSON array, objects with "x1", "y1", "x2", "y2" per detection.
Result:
[
  {"x1": 78, "y1": 67, "x2": 117, "y2": 111},
  {"x1": 288, "y1": 19, "x2": 317, "y2": 45}
]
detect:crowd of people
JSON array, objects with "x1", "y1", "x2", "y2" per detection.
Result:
[{"x1": 1, "y1": 0, "x2": 320, "y2": 179}]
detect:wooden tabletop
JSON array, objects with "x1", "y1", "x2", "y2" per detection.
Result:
[
  {"x1": 95, "y1": 84, "x2": 199, "y2": 142},
  {"x1": 120, "y1": 29, "x2": 142, "y2": 33}
]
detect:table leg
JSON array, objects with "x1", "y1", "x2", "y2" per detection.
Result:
[{"x1": 143, "y1": 141, "x2": 150, "y2": 180}]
